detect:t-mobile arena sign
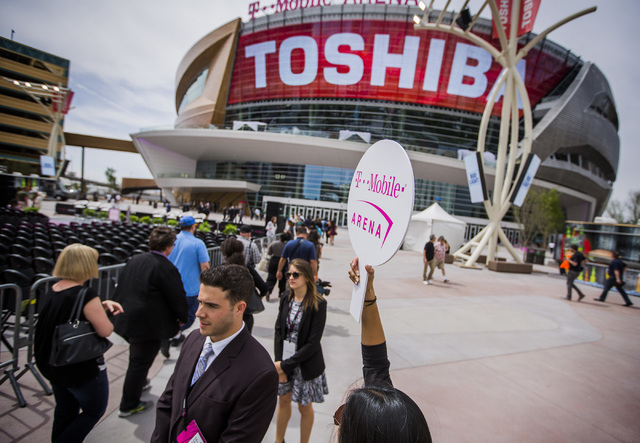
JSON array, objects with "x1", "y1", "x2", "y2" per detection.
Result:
[{"x1": 347, "y1": 140, "x2": 414, "y2": 321}]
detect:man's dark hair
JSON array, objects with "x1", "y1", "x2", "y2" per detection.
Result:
[
  {"x1": 296, "y1": 225, "x2": 307, "y2": 236},
  {"x1": 149, "y1": 226, "x2": 176, "y2": 252},
  {"x1": 612, "y1": 251, "x2": 621, "y2": 259},
  {"x1": 280, "y1": 231, "x2": 292, "y2": 242},
  {"x1": 200, "y1": 264, "x2": 253, "y2": 306},
  {"x1": 339, "y1": 384, "x2": 432, "y2": 443},
  {"x1": 569, "y1": 244, "x2": 578, "y2": 251}
]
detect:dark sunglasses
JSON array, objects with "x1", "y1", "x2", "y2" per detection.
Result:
[
  {"x1": 285, "y1": 271, "x2": 301, "y2": 279},
  {"x1": 333, "y1": 403, "x2": 345, "y2": 426}
]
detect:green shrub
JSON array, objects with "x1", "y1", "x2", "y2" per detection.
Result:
[
  {"x1": 120, "y1": 212, "x2": 126, "y2": 221},
  {"x1": 98, "y1": 211, "x2": 108, "y2": 219},
  {"x1": 223, "y1": 224, "x2": 237, "y2": 235},
  {"x1": 83, "y1": 208, "x2": 96, "y2": 217},
  {"x1": 129, "y1": 215, "x2": 140, "y2": 223},
  {"x1": 198, "y1": 221, "x2": 212, "y2": 233},
  {"x1": 23, "y1": 207, "x2": 39, "y2": 213},
  {"x1": 167, "y1": 219, "x2": 179, "y2": 226},
  {"x1": 140, "y1": 216, "x2": 151, "y2": 224},
  {"x1": 152, "y1": 217, "x2": 165, "y2": 224}
]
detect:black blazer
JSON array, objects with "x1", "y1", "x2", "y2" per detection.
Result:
[
  {"x1": 151, "y1": 328, "x2": 278, "y2": 443},
  {"x1": 113, "y1": 252, "x2": 188, "y2": 340},
  {"x1": 274, "y1": 294, "x2": 327, "y2": 380}
]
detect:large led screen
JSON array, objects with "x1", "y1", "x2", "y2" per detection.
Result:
[{"x1": 228, "y1": 19, "x2": 575, "y2": 115}]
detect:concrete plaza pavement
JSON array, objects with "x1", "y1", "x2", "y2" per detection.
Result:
[{"x1": 1, "y1": 202, "x2": 639, "y2": 442}]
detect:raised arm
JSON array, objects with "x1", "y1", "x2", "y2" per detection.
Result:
[
  {"x1": 349, "y1": 257, "x2": 385, "y2": 346},
  {"x1": 348, "y1": 257, "x2": 390, "y2": 386}
]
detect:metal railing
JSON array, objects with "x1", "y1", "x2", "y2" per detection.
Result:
[{"x1": 0, "y1": 283, "x2": 26, "y2": 407}]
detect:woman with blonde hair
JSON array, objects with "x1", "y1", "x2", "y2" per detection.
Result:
[
  {"x1": 35, "y1": 243, "x2": 123, "y2": 443},
  {"x1": 274, "y1": 258, "x2": 328, "y2": 443}
]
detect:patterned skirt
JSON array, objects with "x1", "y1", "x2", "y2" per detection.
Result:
[{"x1": 278, "y1": 367, "x2": 329, "y2": 406}]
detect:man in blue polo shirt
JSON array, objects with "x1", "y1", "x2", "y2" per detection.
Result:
[
  {"x1": 276, "y1": 225, "x2": 317, "y2": 282},
  {"x1": 168, "y1": 215, "x2": 210, "y2": 345}
]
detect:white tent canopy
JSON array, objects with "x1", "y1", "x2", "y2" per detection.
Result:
[{"x1": 402, "y1": 202, "x2": 467, "y2": 253}]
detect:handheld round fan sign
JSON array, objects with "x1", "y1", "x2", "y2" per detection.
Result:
[{"x1": 347, "y1": 140, "x2": 415, "y2": 266}]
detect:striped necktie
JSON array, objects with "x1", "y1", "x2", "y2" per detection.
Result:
[{"x1": 191, "y1": 342, "x2": 214, "y2": 386}]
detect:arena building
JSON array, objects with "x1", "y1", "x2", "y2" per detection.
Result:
[{"x1": 131, "y1": 4, "x2": 619, "y2": 229}]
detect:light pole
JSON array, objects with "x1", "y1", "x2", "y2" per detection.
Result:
[
  {"x1": 413, "y1": 0, "x2": 595, "y2": 267},
  {"x1": 3, "y1": 77, "x2": 73, "y2": 178}
]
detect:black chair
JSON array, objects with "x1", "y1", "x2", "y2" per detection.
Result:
[
  {"x1": 33, "y1": 257, "x2": 55, "y2": 275},
  {"x1": 8, "y1": 254, "x2": 32, "y2": 270},
  {"x1": 2, "y1": 269, "x2": 32, "y2": 293},
  {"x1": 14, "y1": 236, "x2": 33, "y2": 248},
  {"x1": 34, "y1": 238, "x2": 52, "y2": 249},
  {"x1": 137, "y1": 244, "x2": 149, "y2": 252},
  {"x1": 131, "y1": 249, "x2": 145, "y2": 257},
  {"x1": 84, "y1": 238, "x2": 98, "y2": 248},
  {"x1": 102, "y1": 240, "x2": 116, "y2": 251},
  {"x1": 120, "y1": 242, "x2": 135, "y2": 253},
  {"x1": 112, "y1": 247, "x2": 130, "y2": 262},
  {"x1": 98, "y1": 253, "x2": 121, "y2": 266},
  {"x1": 52, "y1": 241, "x2": 68, "y2": 250},
  {"x1": 10, "y1": 244, "x2": 31, "y2": 256},
  {"x1": 34, "y1": 232, "x2": 50, "y2": 242},
  {"x1": 94, "y1": 245, "x2": 109, "y2": 255},
  {"x1": 50, "y1": 233, "x2": 67, "y2": 244},
  {"x1": 32, "y1": 246, "x2": 53, "y2": 259}
]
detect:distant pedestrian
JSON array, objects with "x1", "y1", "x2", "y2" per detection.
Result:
[
  {"x1": 328, "y1": 220, "x2": 337, "y2": 245},
  {"x1": 565, "y1": 244, "x2": 586, "y2": 301},
  {"x1": 434, "y1": 236, "x2": 448, "y2": 282},
  {"x1": 594, "y1": 251, "x2": 633, "y2": 306},
  {"x1": 266, "y1": 216, "x2": 277, "y2": 244},
  {"x1": 423, "y1": 234, "x2": 436, "y2": 284}
]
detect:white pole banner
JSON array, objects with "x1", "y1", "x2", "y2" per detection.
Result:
[
  {"x1": 464, "y1": 152, "x2": 488, "y2": 203},
  {"x1": 511, "y1": 153, "x2": 541, "y2": 207},
  {"x1": 347, "y1": 140, "x2": 415, "y2": 322},
  {"x1": 40, "y1": 155, "x2": 56, "y2": 176}
]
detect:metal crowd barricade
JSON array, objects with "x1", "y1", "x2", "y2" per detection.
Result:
[
  {"x1": 1, "y1": 283, "x2": 27, "y2": 407},
  {"x1": 88, "y1": 263, "x2": 126, "y2": 300},
  {"x1": 208, "y1": 245, "x2": 224, "y2": 268}
]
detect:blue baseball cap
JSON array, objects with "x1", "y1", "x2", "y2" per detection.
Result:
[{"x1": 180, "y1": 215, "x2": 196, "y2": 227}]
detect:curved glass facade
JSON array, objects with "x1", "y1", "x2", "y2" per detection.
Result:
[{"x1": 196, "y1": 159, "x2": 492, "y2": 220}]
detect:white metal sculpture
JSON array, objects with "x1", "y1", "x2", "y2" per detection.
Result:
[{"x1": 414, "y1": 0, "x2": 596, "y2": 266}]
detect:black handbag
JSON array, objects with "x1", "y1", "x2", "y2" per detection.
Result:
[
  {"x1": 245, "y1": 290, "x2": 265, "y2": 314},
  {"x1": 49, "y1": 287, "x2": 113, "y2": 367}
]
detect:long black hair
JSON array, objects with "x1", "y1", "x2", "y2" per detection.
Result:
[{"x1": 339, "y1": 383, "x2": 431, "y2": 443}]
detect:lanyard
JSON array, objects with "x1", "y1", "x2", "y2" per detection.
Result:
[{"x1": 286, "y1": 298, "x2": 303, "y2": 333}]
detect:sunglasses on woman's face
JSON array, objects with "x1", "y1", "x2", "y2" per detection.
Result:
[{"x1": 285, "y1": 272, "x2": 301, "y2": 279}]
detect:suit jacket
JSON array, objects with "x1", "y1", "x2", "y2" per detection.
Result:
[
  {"x1": 113, "y1": 251, "x2": 188, "y2": 340},
  {"x1": 274, "y1": 295, "x2": 327, "y2": 380},
  {"x1": 151, "y1": 328, "x2": 278, "y2": 443}
]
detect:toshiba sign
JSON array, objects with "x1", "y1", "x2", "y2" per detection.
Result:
[{"x1": 228, "y1": 20, "x2": 571, "y2": 115}]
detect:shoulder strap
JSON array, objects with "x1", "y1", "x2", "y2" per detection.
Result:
[
  {"x1": 68, "y1": 287, "x2": 89, "y2": 322},
  {"x1": 288, "y1": 238, "x2": 303, "y2": 260}
]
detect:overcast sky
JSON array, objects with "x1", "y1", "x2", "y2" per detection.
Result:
[{"x1": 2, "y1": 0, "x2": 638, "y2": 209}]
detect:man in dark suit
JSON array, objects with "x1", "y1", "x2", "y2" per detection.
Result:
[
  {"x1": 113, "y1": 227, "x2": 188, "y2": 417},
  {"x1": 151, "y1": 264, "x2": 278, "y2": 443}
]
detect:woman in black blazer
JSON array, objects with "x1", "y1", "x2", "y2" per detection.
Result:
[{"x1": 274, "y1": 258, "x2": 328, "y2": 443}]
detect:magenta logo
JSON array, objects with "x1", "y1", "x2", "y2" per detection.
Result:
[
  {"x1": 354, "y1": 171, "x2": 406, "y2": 199},
  {"x1": 350, "y1": 200, "x2": 393, "y2": 247}
]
